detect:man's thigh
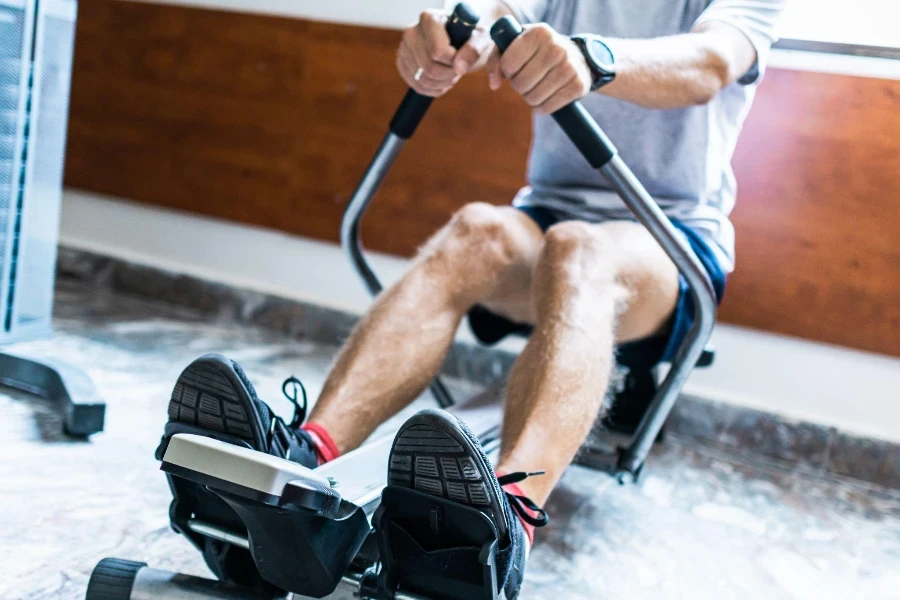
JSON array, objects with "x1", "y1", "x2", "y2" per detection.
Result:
[{"x1": 482, "y1": 218, "x2": 680, "y2": 342}]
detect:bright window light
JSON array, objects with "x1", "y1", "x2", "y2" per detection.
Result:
[{"x1": 778, "y1": 0, "x2": 900, "y2": 49}]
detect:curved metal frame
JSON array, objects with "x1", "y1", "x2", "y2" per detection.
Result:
[
  {"x1": 597, "y1": 157, "x2": 716, "y2": 479},
  {"x1": 340, "y1": 19, "x2": 717, "y2": 482},
  {"x1": 339, "y1": 142, "x2": 716, "y2": 480},
  {"x1": 339, "y1": 133, "x2": 456, "y2": 409}
]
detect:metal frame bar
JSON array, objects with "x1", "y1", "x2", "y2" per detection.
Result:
[
  {"x1": 339, "y1": 133, "x2": 455, "y2": 408},
  {"x1": 113, "y1": 566, "x2": 429, "y2": 600},
  {"x1": 596, "y1": 157, "x2": 716, "y2": 480},
  {"x1": 775, "y1": 38, "x2": 900, "y2": 61}
]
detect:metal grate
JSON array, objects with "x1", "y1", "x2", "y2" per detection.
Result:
[
  {"x1": 0, "y1": 2, "x2": 30, "y2": 322},
  {"x1": 4, "y1": 61, "x2": 30, "y2": 331},
  {"x1": 14, "y1": 2, "x2": 75, "y2": 331},
  {"x1": 0, "y1": 0, "x2": 74, "y2": 342}
]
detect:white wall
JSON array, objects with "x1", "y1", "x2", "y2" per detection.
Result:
[
  {"x1": 779, "y1": 0, "x2": 899, "y2": 48},
  {"x1": 60, "y1": 190, "x2": 900, "y2": 443}
]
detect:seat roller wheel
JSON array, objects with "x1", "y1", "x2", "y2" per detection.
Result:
[{"x1": 86, "y1": 558, "x2": 146, "y2": 600}]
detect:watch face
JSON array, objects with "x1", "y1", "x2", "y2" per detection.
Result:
[{"x1": 589, "y1": 38, "x2": 615, "y2": 69}]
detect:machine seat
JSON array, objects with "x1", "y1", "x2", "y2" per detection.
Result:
[{"x1": 468, "y1": 304, "x2": 715, "y2": 369}]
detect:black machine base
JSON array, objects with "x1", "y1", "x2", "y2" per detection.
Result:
[
  {"x1": 375, "y1": 486, "x2": 503, "y2": 600},
  {"x1": 0, "y1": 351, "x2": 105, "y2": 436},
  {"x1": 216, "y1": 489, "x2": 370, "y2": 598}
]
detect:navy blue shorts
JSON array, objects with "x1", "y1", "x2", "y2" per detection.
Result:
[{"x1": 466, "y1": 205, "x2": 727, "y2": 371}]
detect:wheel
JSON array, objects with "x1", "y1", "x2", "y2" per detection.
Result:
[{"x1": 85, "y1": 558, "x2": 146, "y2": 600}]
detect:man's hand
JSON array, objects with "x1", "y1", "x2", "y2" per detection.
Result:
[
  {"x1": 396, "y1": 9, "x2": 495, "y2": 97},
  {"x1": 487, "y1": 23, "x2": 592, "y2": 114}
]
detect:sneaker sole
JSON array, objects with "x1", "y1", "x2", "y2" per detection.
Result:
[
  {"x1": 387, "y1": 408, "x2": 509, "y2": 541},
  {"x1": 166, "y1": 354, "x2": 267, "y2": 451}
]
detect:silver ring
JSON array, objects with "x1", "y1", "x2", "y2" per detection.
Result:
[{"x1": 414, "y1": 67, "x2": 425, "y2": 82}]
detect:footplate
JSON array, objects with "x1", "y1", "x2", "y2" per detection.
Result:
[
  {"x1": 375, "y1": 486, "x2": 501, "y2": 600},
  {"x1": 218, "y1": 490, "x2": 369, "y2": 598},
  {"x1": 161, "y1": 434, "x2": 371, "y2": 598}
]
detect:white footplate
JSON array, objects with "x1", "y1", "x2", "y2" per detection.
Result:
[{"x1": 162, "y1": 434, "x2": 335, "y2": 502}]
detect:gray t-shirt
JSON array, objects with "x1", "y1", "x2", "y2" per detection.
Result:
[{"x1": 504, "y1": 0, "x2": 786, "y2": 272}]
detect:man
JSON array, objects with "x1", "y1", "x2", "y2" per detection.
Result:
[{"x1": 158, "y1": 0, "x2": 785, "y2": 597}]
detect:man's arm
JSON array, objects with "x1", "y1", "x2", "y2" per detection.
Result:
[
  {"x1": 488, "y1": 21, "x2": 759, "y2": 113},
  {"x1": 603, "y1": 23, "x2": 759, "y2": 108}
]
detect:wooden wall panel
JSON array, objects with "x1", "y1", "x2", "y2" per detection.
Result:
[
  {"x1": 724, "y1": 71, "x2": 900, "y2": 355},
  {"x1": 65, "y1": 1, "x2": 900, "y2": 357},
  {"x1": 65, "y1": 0, "x2": 532, "y2": 258}
]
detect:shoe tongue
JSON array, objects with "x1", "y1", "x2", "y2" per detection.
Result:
[
  {"x1": 286, "y1": 427, "x2": 319, "y2": 469},
  {"x1": 258, "y1": 402, "x2": 275, "y2": 432},
  {"x1": 228, "y1": 359, "x2": 275, "y2": 433},
  {"x1": 268, "y1": 416, "x2": 318, "y2": 469}
]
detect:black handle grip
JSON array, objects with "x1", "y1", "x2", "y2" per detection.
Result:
[
  {"x1": 490, "y1": 16, "x2": 617, "y2": 168},
  {"x1": 389, "y1": 3, "x2": 480, "y2": 139}
]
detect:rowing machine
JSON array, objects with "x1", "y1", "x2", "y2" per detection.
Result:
[{"x1": 85, "y1": 6, "x2": 717, "y2": 600}]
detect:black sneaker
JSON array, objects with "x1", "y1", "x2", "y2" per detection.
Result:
[
  {"x1": 387, "y1": 408, "x2": 549, "y2": 599},
  {"x1": 155, "y1": 353, "x2": 318, "y2": 595}
]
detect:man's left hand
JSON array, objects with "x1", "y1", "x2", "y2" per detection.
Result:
[{"x1": 487, "y1": 23, "x2": 592, "y2": 114}]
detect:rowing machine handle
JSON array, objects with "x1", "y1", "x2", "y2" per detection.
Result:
[
  {"x1": 389, "y1": 2, "x2": 480, "y2": 139},
  {"x1": 490, "y1": 16, "x2": 618, "y2": 168}
]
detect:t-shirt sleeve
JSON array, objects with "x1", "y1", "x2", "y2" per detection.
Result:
[
  {"x1": 499, "y1": 0, "x2": 551, "y2": 24},
  {"x1": 693, "y1": 0, "x2": 787, "y2": 85}
]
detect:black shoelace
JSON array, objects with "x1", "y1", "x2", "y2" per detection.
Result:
[
  {"x1": 497, "y1": 471, "x2": 550, "y2": 528},
  {"x1": 281, "y1": 375, "x2": 308, "y2": 427},
  {"x1": 265, "y1": 376, "x2": 310, "y2": 462}
]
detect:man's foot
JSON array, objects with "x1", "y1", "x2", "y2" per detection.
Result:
[
  {"x1": 157, "y1": 353, "x2": 319, "y2": 465},
  {"x1": 387, "y1": 408, "x2": 548, "y2": 599},
  {"x1": 155, "y1": 353, "x2": 319, "y2": 592}
]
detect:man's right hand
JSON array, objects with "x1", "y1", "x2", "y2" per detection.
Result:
[{"x1": 396, "y1": 9, "x2": 495, "y2": 97}]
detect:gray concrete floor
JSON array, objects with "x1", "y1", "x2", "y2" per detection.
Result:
[{"x1": 2, "y1": 280, "x2": 898, "y2": 600}]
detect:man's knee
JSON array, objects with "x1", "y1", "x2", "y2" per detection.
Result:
[
  {"x1": 423, "y1": 202, "x2": 524, "y2": 272},
  {"x1": 540, "y1": 221, "x2": 616, "y2": 280}
]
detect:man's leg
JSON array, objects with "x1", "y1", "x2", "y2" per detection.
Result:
[
  {"x1": 307, "y1": 203, "x2": 544, "y2": 453},
  {"x1": 495, "y1": 220, "x2": 681, "y2": 506}
]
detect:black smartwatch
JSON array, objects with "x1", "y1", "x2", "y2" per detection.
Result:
[{"x1": 570, "y1": 34, "x2": 616, "y2": 91}]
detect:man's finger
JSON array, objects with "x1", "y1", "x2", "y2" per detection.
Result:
[
  {"x1": 510, "y1": 42, "x2": 563, "y2": 96},
  {"x1": 453, "y1": 30, "x2": 494, "y2": 75},
  {"x1": 398, "y1": 49, "x2": 456, "y2": 95},
  {"x1": 487, "y1": 48, "x2": 502, "y2": 90},
  {"x1": 410, "y1": 29, "x2": 457, "y2": 81},
  {"x1": 536, "y1": 74, "x2": 582, "y2": 114},
  {"x1": 399, "y1": 42, "x2": 454, "y2": 86},
  {"x1": 499, "y1": 25, "x2": 546, "y2": 79},
  {"x1": 419, "y1": 9, "x2": 455, "y2": 66},
  {"x1": 522, "y1": 63, "x2": 572, "y2": 108}
]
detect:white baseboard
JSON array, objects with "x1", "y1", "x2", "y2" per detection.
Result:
[{"x1": 60, "y1": 189, "x2": 900, "y2": 443}]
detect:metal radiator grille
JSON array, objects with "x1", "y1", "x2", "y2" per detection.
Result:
[
  {"x1": 0, "y1": 0, "x2": 74, "y2": 342},
  {"x1": 14, "y1": 0, "x2": 75, "y2": 332},
  {"x1": 0, "y1": 1, "x2": 31, "y2": 325}
]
